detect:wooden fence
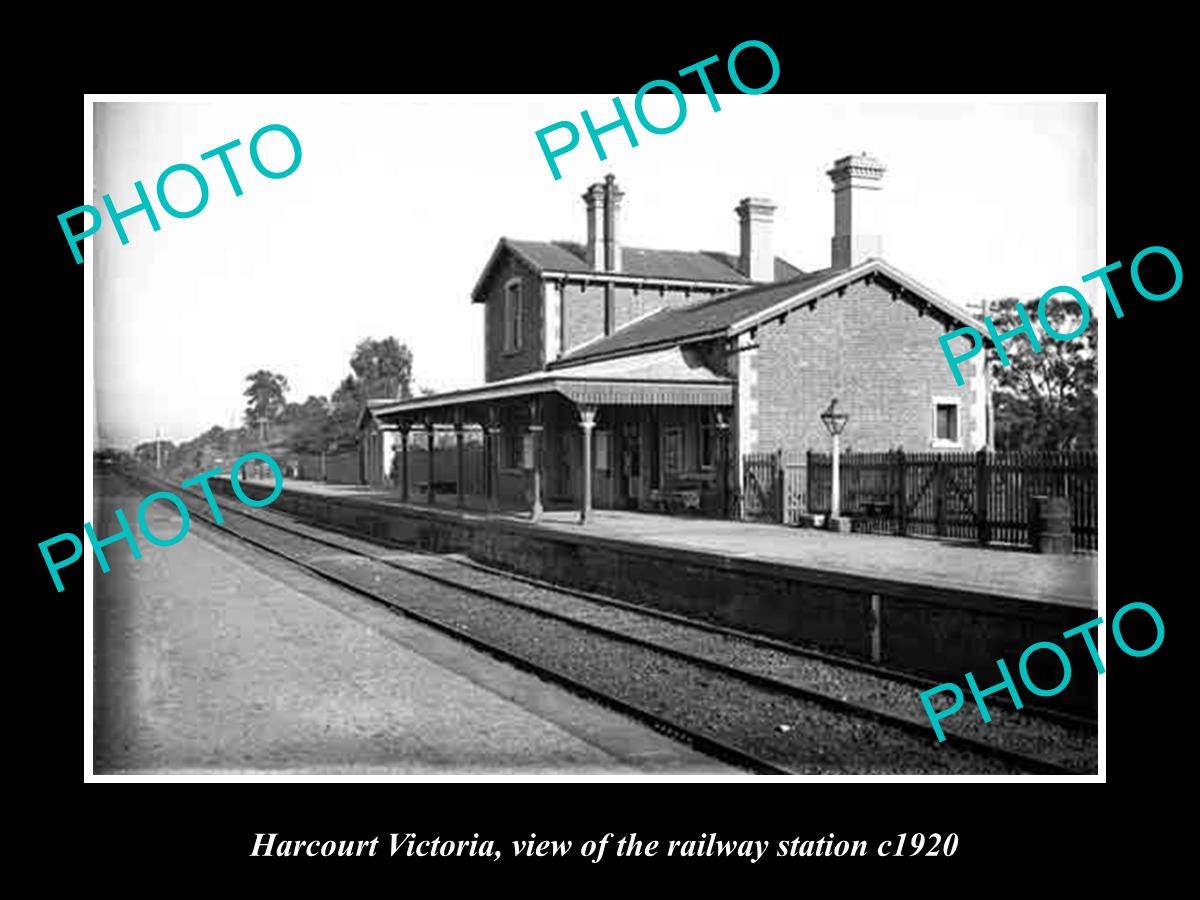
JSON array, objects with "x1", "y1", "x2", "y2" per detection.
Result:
[
  {"x1": 742, "y1": 449, "x2": 1097, "y2": 551},
  {"x1": 402, "y1": 446, "x2": 487, "y2": 497},
  {"x1": 296, "y1": 447, "x2": 363, "y2": 484}
]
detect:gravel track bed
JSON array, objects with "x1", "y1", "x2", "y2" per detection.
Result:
[
  {"x1": 229, "y1": 502, "x2": 1096, "y2": 773},
  {"x1": 408, "y1": 555, "x2": 1096, "y2": 770},
  {"x1": 187, "y1": 503, "x2": 1032, "y2": 774}
]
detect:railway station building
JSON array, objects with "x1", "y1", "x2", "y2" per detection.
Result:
[{"x1": 361, "y1": 155, "x2": 989, "y2": 522}]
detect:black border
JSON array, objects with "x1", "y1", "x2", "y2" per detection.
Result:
[{"x1": 28, "y1": 27, "x2": 1187, "y2": 885}]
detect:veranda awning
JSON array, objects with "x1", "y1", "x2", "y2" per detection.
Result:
[{"x1": 367, "y1": 346, "x2": 733, "y2": 424}]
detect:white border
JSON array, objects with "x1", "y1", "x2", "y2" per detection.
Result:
[{"x1": 84, "y1": 97, "x2": 95, "y2": 780}]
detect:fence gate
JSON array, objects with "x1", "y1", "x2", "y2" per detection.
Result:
[
  {"x1": 804, "y1": 449, "x2": 1097, "y2": 552},
  {"x1": 742, "y1": 451, "x2": 781, "y2": 522},
  {"x1": 741, "y1": 451, "x2": 808, "y2": 524}
]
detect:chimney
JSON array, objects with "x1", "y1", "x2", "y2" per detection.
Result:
[
  {"x1": 583, "y1": 182, "x2": 604, "y2": 270},
  {"x1": 735, "y1": 197, "x2": 776, "y2": 282},
  {"x1": 582, "y1": 175, "x2": 624, "y2": 272},
  {"x1": 602, "y1": 174, "x2": 623, "y2": 273},
  {"x1": 827, "y1": 153, "x2": 886, "y2": 270}
]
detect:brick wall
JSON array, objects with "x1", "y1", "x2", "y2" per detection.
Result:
[
  {"x1": 484, "y1": 253, "x2": 544, "y2": 382},
  {"x1": 561, "y1": 284, "x2": 606, "y2": 355},
  {"x1": 561, "y1": 282, "x2": 733, "y2": 357},
  {"x1": 752, "y1": 280, "x2": 985, "y2": 454}
]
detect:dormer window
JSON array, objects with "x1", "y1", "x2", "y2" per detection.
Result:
[{"x1": 503, "y1": 278, "x2": 523, "y2": 354}]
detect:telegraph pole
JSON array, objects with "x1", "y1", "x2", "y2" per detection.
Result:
[{"x1": 155, "y1": 427, "x2": 162, "y2": 471}]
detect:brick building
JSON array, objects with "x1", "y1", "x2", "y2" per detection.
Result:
[{"x1": 363, "y1": 155, "x2": 989, "y2": 520}]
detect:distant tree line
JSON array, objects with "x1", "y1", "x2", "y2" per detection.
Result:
[{"x1": 153, "y1": 336, "x2": 418, "y2": 475}]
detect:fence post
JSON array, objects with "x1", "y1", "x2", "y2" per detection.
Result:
[
  {"x1": 806, "y1": 449, "x2": 814, "y2": 515},
  {"x1": 976, "y1": 447, "x2": 991, "y2": 546},
  {"x1": 935, "y1": 456, "x2": 947, "y2": 536},
  {"x1": 399, "y1": 426, "x2": 410, "y2": 502},
  {"x1": 715, "y1": 414, "x2": 730, "y2": 520},
  {"x1": 895, "y1": 449, "x2": 907, "y2": 537},
  {"x1": 774, "y1": 448, "x2": 784, "y2": 523}
]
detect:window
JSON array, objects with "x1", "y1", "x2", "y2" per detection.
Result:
[
  {"x1": 503, "y1": 279, "x2": 523, "y2": 354},
  {"x1": 934, "y1": 402, "x2": 959, "y2": 445}
]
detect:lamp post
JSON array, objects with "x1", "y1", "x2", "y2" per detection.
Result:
[{"x1": 819, "y1": 398, "x2": 850, "y2": 529}]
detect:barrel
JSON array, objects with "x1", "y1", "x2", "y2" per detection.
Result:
[{"x1": 1028, "y1": 495, "x2": 1072, "y2": 554}]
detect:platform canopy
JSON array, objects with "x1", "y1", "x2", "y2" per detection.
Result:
[{"x1": 367, "y1": 346, "x2": 733, "y2": 426}]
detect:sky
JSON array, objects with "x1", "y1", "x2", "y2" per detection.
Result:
[{"x1": 90, "y1": 96, "x2": 1097, "y2": 450}]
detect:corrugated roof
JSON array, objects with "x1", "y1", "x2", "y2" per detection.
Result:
[{"x1": 366, "y1": 346, "x2": 731, "y2": 419}]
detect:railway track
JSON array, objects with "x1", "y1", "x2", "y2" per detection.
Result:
[{"x1": 128, "y1": 469, "x2": 1097, "y2": 775}]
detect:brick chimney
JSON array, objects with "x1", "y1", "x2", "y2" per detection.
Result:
[
  {"x1": 583, "y1": 182, "x2": 604, "y2": 270},
  {"x1": 827, "y1": 153, "x2": 886, "y2": 270},
  {"x1": 583, "y1": 175, "x2": 623, "y2": 272},
  {"x1": 735, "y1": 197, "x2": 776, "y2": 282}
]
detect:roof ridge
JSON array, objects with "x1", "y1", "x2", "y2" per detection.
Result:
[
  {"x1": 492, "y1": 239, "x2": 804, "y2": 293},
  {"x1": 674, "y1": 269, "x2": 829, "y2": 314},
  {"x1": 561, "y1": 262, "x2": 972, "y2": 366}
]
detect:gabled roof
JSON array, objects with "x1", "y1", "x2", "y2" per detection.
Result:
[
  {"x1": 358, "y1": 403, "x2": 397, "y2": 431},
  {"x1": 551, "y1": 258, "x2": 985, "y2": 366},
  {"x1": 471, "y1": 238, "x2": 803, "y2": 302}
]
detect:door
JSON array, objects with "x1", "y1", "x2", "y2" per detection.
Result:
[
  {"x1": 647, "y1": 414, "x2": 661, "y2": 492},
  {"x1": 556, "y1": 431, "x2": 572, "y2": 502},
  {"x1": 619, "y1": 417, "x2": 641, "y2": 509}
]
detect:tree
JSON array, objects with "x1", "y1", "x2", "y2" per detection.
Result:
[
  {"x1": 175, "y1": 425, "x2": 233, "y2": 472},
  {"x1": 986, "y1": 297, "x2": 1096, "y2": 452},
  {"x1": 349, "y1": 337, "x2": 414, "y2": 401},
  {"x1": 134, "y1": 439, "x2": 177, "y2": 469},
  {"x1": 329, "y1": 375, "x2": 363, "y2": 443},
  {"x1": 280, "y1": 395, "x2": 330, "y2": 427},
  {"x1": 280, "y1": 395, "x2": 337, "y2": 453},
  {"x1": 229, "y1": 338, "x2": 414, "y2": 456},
  {"x1": 243, "y1": 370, "x2": 290, "y2": 440},
  {"x1": 326, "y1": 338, "x2": 415, "y2": 443}
]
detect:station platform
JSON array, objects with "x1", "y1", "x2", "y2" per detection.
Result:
[
  {"x1": 92, "y1": 472, "x2": 728, "y2": 775},
  {"x1": 270, "y1": 481, "x2": 1096, "y2": 609},
  {"x1": 219, "y1": 478, "x2": 1100, "y2": 716}
]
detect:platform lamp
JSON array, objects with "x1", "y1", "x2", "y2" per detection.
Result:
[{"x1": 819, "y1": 398, "x2": 850, "y2": 522}]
